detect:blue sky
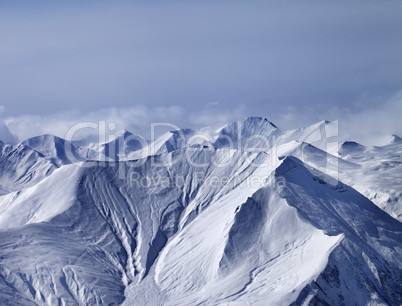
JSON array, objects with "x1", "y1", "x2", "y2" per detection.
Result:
[{"x1": 0, "y1": 0, "x2": 401, "y2": 144}]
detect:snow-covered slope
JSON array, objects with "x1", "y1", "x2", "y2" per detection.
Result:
[
  {"x1": 279, "y1": 120, "x2": 339, "y2": 154},
  {"x1": 0, "y1": 149, "x2": 273, "y2": 304},
  {"x1": 0, "y1": 142, "x2": 57, "y2": 195},
  {"x1": 21, "y1": 134, "x2": 92, "y2": 166},
  {"x1": 0, "y1": 164, "x2": 82, "y2": 228},
  {"x1": 338, "y1": 138, "x2": 402, "y2": 220},
  {"x1": 124, "y1": 156, "x2": 402, "y2": 305},
  {"x1": 275, "y1": 157, "x2": 402, "y2": 305},
  {"x1": 100, "y1": 130, "x2": 145, "y2": 161},
  {"x1": 0, "y1": 117, "x2": 401, "y2": 305},
  {"x1": 213, "y1": 116, "x2": 281, "y2": 150},
  {"x1": 272, "y1": 135, "x2": 402, "y2": 221},
  {"x1": 126, "y1": 128, "x2": 195, "y2": 160}
]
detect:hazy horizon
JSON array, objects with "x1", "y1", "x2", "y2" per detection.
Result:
[{"x1": 1, "y1": 0, "x2": 401, "y2": 145}]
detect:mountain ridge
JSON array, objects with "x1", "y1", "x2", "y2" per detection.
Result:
[{"x1": 0, "y1": 117, "x2": 401, "y2": 305}]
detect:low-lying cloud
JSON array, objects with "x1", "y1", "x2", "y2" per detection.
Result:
[{"x1": 1, "y1": 90, "x2": 401, "y2": 146}]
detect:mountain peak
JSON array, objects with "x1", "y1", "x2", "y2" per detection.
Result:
[
  {"x1": 214, "y1": 117, "x2": 280, "y2": 150},
  {"x1": 339, "y1": 141, "x2": 366, "y2": 154},
  {"x1": 21, "y1": 134, "x2": 66, "y2": 149},
  {"x1": 275, "y1": 155, "x2": 305, "y2": 176},
  {"x1": 170, "y1": 128, "x2": 194, "y2": 136},
  {"x1": 115, "y1": 129, "x2": 134, "y2": 139},
  {"x1": 241, "y1": 116, "x2": 278, "y2": 129},
  {"x1": 274, "y1": 155, "x2": 340, "y2": 187},
  {"x1": 390, "y1": 134, "x2": 402, "y2": 144}
]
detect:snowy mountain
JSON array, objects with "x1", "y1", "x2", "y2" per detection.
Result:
[
  {"x1": 0, "y1": 117, "x2": 401, "y2": 305},
  {"x1": 213, "y1": 116, "x2": 280, "y2": 150},
  {"x1": 21, "y1": 134, "x2": 92, "y2": 166},
  {"x1": 0, "y1": 141, "x2": 57, "y2": 195},
  {"x1": 337, "y1": 138, "x2": 402, "y2": 221},
  {"x1": 101, "y1": 130, "x2": 145, "y2": 161}
]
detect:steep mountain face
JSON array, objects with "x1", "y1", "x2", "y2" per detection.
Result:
[
  {"x1": 0, "y1": 134, "x2": 100, "y2": 196},
  {"x1": 0, "y1": 149, "x2": 274, "y2": 305},
  {"x1": 274, "y1": 158, "x2": 402, "y2": 305},
  {"x1": 101, "y1": 130, "x2": 145, "y2": 160},
  {"x1": 213, "y1": 116, "x2": 280, "y2": 150},
  {"x1": 0, "y1": 142, "x2": 57, "y2": 195},
  {"x1": 0, "y1": 117, "x2": 401, "y2": 305},
  {"x1": 21, "y1": 135, "x2": 85, "y2": 165}
]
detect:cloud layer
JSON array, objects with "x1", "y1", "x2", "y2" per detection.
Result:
[
  {"x1": 0, "y1": 1, "x2": 401, "y2": 145},
  {"x1": 1, "y1": 90, "x2": 401, "y2": 146}
]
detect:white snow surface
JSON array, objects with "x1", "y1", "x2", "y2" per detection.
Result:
[
  {"x1": 0, "y1": 164, "x2": 82, "y2": 229},
  {"x1": 0, "y1": 117, "x2": 401, "y2": 305}
]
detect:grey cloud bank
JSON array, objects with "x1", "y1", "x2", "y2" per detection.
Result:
[{"x1": 0, "y1": 0, "x2": 401, "y2": 145}]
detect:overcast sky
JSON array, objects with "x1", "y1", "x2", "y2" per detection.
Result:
[{"x1": 0, "y1": 0, "x2": 401, "y2": 144}]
